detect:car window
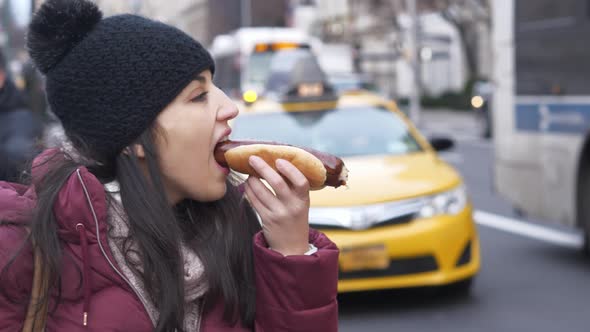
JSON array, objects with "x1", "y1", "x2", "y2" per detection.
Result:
[
  {"x1": 231, "y1": 106, "x2": 422, "y2": 157},
  {"x1": 244, "y1": 52, "x2": 275, "y2": 88}
]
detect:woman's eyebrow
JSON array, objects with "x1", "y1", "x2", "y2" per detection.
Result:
[{"x1": 194, "y1": 74, "x2": 207, "y2": 84}]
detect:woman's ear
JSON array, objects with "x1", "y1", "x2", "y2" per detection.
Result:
[{"x1": 124, "y1": 144, "x2": 146, "y2": 159}]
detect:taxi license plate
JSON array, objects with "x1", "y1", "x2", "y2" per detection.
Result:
[{"x1": 340, "y1": 244, "x2": 389, "y2": 272}]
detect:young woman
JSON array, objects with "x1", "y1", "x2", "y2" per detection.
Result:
[{"x1": 0, "y1": 0, "x2": 339, "y2": 331}]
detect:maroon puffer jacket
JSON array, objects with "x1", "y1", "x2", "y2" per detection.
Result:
[{"x1": 0, "y1": 150, "x2": 339, "y2": 331}]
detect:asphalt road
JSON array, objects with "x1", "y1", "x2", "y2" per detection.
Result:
[{"x1": 338, "y1": 110, "x2": 590, "y2": 332}]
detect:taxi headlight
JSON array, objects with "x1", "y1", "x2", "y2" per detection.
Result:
[{"x1": 418, "y1": 185, "x2": 467, "y2": 218}]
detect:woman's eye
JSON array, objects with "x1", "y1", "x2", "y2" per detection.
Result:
[{"x1": 191, "y1": 91, "x2": 208, "y2": 103}]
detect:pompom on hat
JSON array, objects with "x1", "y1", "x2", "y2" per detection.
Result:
[{"x1": 27, "y1": 0, "x2": 214, "y2": 160}]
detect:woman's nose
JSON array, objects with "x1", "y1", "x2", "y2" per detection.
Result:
[{"x1": 217, "y1": 96, "x2": 239, "y2": 121}]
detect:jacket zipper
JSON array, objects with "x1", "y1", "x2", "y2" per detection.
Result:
[{"x1": 75, "y1": 169, "x2": 157, "y2": 326}]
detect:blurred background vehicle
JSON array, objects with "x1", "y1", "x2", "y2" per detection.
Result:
[
  {"x1": 493, "y1": 0, "x2": 590, "y2": 255},
  {"x1": 232, "y1": 71, "x2": 480, "y2": 294},
  {"x1": 210, "y1": 27, "x2": 321, "y2": 104}
]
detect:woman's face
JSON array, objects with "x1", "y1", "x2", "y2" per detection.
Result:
[{"x1": 151, "y1": 69, "x2": 238, "y2": 203}]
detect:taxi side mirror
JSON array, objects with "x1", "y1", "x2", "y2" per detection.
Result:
[{"x1": 428, "y1": 136, "x2": 455, "y2": 152}]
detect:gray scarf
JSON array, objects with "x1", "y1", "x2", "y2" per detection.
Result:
[{"x1": 105, "y1": 181, "x2": 208, "y2": 331}]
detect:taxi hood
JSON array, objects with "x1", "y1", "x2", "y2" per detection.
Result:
[{"x1": 310, "y1": 152, "x2": 462, "y2": 206}]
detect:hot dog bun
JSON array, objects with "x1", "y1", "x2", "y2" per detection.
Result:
[
  {"x1": 225, "y1": 144, "x2": 327, "y2": 189},
  {"x1": 214, "y1": 140, "x2": 348, "y2": 190}
]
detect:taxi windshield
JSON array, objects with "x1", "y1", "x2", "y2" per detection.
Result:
[
  {"x1": 244, "y1": 52, "x2": 275, "y2": 87},
  {"x1": 231, "y1": 106, "x2": 423, "y2": 157}
]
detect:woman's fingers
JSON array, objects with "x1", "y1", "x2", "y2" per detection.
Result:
[
  {"x1": 274, "y1": 159, "x2": 310, "y2": 198},
  {"x1": 248, "y1": 156, "x2": 292, "y2": 199},
  {"x1": 246, "y1": 175, "x2": 280, "y2": 210},
  {"x1": 244, "y1": 156, "x2": 311, "y2": 256},
  {"x1": 243, "y1": 180, "x2": 271, "y2": 217}
]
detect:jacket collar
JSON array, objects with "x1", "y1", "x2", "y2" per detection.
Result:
[{"x1": 30, "y1": 149, "x2": 109, "y2": 242}]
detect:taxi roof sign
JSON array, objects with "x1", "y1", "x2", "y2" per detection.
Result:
[{"x1": 264, "y1": 49, "x2": 339, "y2": 105}]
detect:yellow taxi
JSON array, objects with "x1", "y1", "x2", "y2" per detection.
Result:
[{"x1": 230, "y1": 70, "x2": 480, "y2": 293}]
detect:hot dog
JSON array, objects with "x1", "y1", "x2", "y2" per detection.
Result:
[{"x1": 214, "y1": 140, "x2": 348, "y2": 190}]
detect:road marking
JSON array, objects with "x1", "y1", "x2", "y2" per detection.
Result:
[{"x1": 474, "y1": 210, "x2": 585, "y2": 249}]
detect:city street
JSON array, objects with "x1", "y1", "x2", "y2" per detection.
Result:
[
  {"x1": 3, "y1": 0, "x2": 590, "y2": 331},
  {"x1": 338, "y1": 110, "x2": 590, "y2": 332}
]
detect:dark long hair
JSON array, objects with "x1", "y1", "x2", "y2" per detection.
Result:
[{"x1": 1, "y1": 125, "x2": 262, "y2": 331}]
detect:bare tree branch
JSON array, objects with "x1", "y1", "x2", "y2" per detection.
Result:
[{"x1": 437, "y1": 0, "x2": 491, "y2": 82}]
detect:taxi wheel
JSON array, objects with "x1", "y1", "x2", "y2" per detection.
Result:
[
  {"x1": 584, "y1": 232, "x2": 590, "y2": 257},
  {"x1": 578, "y1": 165, "x2": 590, "y2": 256},
  {"x1": 583, "y1": 205, "x2": 590, "y2": 256}
]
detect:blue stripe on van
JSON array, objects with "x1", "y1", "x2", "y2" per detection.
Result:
[{"x1": 515, "y1": 103, "x2": 590, "y2": 134}]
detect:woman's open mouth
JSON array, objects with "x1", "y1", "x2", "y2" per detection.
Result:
[
  {"x1": 214, "y1": 129, "x2": 232, "y2": 176},
  {"x1": 216, "y1": 162, "x2": 230, "y2": 175}
]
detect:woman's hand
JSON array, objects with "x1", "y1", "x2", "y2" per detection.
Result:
[{"x1": 243, "y1": 155, "x2": 311, "y2": 256}]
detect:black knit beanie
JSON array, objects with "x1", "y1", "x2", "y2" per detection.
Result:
[{"x1": 27, "y1": 0, "x2": 214, "y2": 160}]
